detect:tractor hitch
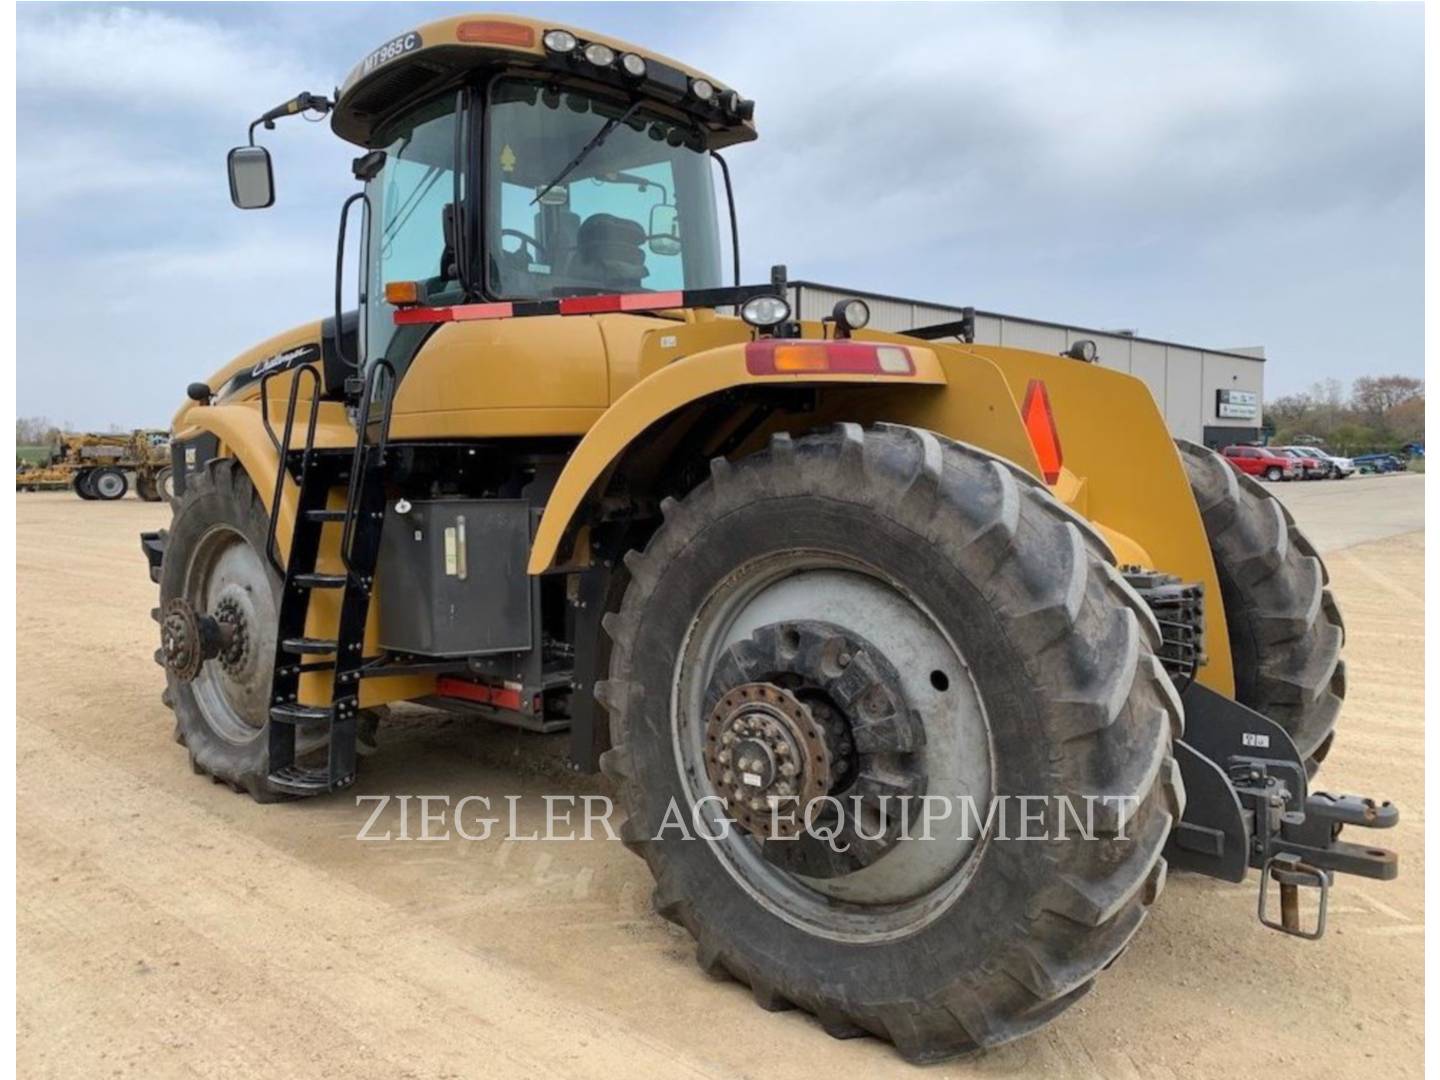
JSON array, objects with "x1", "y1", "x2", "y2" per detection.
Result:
[{"x1": 1166, "y1": 684, "x2": 1398, "y2": 939}]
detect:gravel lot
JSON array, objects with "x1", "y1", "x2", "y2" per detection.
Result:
[{"x1": 16, "y1": 471, "x2": 1424, "y2": 1077}]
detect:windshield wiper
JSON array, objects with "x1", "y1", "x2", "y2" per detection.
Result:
[{"x1": 531, "y1": 99, "x2": 645, "y2": 206}]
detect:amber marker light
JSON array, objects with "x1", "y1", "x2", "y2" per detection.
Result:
[{"x1": 385, "y1": 281, "x2": 421, "y2": 307}]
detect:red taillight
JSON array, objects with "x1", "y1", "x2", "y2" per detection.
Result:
[
  {"x1": 1021, "y1": 379, "x2": 1064, "y2": 484},
  {"x1": 745, "y1": 340, "x2": 915, "y2": 376},
  {"x1": 456, "y1": 20, "x2": 536, "y2": 46}
]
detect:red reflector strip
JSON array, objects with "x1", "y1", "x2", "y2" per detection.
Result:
[
  {"x1": 393, "y1": 302, "x2": 513, "y2": 325},
  {"x1": 451, "y1": 301, "x2": 515, "y2": 321},
  {"x1": 745, "y1": 340, "x2": 916, "y2": 376},
  {"x1": 396, "y1": 292, "x2": 686, "y2": 326},
  {"x1": 436, "y1": 676, "x2": 523, "y2": 712},
  {"x1": 556, "y1": 294, "x2": 620, "y2": 315},
  {"x1": 1021, "y1": 379, "x2": 1064, "y2": 484},
  {"x1": 621, "y1": 290, "x2": 683, "y2": 311},
  {"x1": 556, "y1": 292, "x2": 684, "y2": 315}
]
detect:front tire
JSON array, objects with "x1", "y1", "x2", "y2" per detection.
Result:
[
  {"x1": 1265, "y1": 466, "x2": 1283, "y2": 481},
  {"x1": 600, "y1": 424, "x2": 1182, "y2": 1061},
  {"x1": 1177, "y1": 440, "x2": 1344, "y2": 768}
]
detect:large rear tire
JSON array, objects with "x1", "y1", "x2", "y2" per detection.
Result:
[
  {"x1": 1176, "y1": 440, "x2": 1344, "y2": 769},
  {"x1": 600, "y1": 424, "x2": 1183, "y2": 1061},
  {"x1": 157, "y1": 457, "x2": 378, "y2": 800}
]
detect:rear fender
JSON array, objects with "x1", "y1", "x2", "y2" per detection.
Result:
[
  {"x1": 526, "y1": 338, "x2": 949, "y2": 573},
  {"x1": 940, "y1": 342, "x2": 1235, "y2": 695}
]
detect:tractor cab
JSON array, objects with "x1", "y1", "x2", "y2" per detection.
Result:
[{"x1": 228, "y1": 14, "x2": 752, "y2": 364}]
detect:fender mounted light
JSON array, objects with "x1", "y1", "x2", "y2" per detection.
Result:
[
  {"x1": 746, "y1": 340, "x2": 916, "y2": 376},
  {"x1": 1021, "y1": 378, "x2": 1064, "y2": 484}
]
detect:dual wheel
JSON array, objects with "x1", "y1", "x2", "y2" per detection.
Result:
[
  {"x1": 71, "y1": 466, "x2": 174, "y2": 501},
  {"x1": 73, "y1": 467, "x2": 127, "y2": 500},
  {"x1": 600, "y1": 425, "x2": 1343, "y2": 1061}
]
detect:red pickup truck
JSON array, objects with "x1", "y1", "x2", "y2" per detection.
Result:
[{"x1": 1221, "y1": 445, "x2": 1300, "y2": 481}]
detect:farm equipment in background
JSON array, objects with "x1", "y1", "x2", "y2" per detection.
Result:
[
  {"x1": 17, "y1": 430, "x2": 174, "y2": 501},
  {"x1": 137, "y1": 13, "x2": 1398, "y2": 1062}
]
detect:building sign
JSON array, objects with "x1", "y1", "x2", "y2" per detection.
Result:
[{"x1": 1217, "y1": 388, "x2": 1258, "y2": 420}]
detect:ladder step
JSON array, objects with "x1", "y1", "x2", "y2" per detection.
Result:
[
  {"x1": 267, "y1": 764, "x2": 355, "y2": 796},
  {"x1": 281, "y1": 637, "x2": 339, "y2": 655},
  {"x1": 269, "y1": 703, "x2": 331, "y2": 726},
  {"x1": 304, "y1": 508, "x2": 347, "y2": 522},
  {"x1": 293, "y1": 572, "x2": 347, "y2": 589}
]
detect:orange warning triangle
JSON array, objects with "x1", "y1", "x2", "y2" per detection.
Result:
[{"x1": 1021, "y1": 379, "x2": 1063, "y2": 484}]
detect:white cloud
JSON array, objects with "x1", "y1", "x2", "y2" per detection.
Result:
[
  {"x1": 18, "y1": 131, "x2": 208, "y2": 211},
  {"x1": 17, "y1": 5, "x2": 323, "y2": 116}
]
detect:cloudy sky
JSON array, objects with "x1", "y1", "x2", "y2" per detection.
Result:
[{"x1": 17, "y1": 2, "x2": 1423, "y2": 429}]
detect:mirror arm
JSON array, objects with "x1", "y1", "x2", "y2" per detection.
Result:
[
  {"x1": 248, "y1": 91, "x2": 335, "y2": 145},
  {"x1": 712, "y1": 151, "x2": 740, "y2": 288}
]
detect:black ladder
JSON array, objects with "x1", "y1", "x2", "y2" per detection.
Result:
[{"x1": 261, "y1": 362, "x2": 395, "y2": 795}]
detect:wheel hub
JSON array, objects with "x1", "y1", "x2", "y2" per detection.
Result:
[
  {"x1": 704, "y1": 684, "x2": 832, "y2": 839},
  {"x1": 701, "y1": 620, "x2": 927, "y2": 875},
  {"x1": 213, "y1": 595, "x2": 249, "y2": 675},
  {"x1": 159, "y1": 597, "x2": 241, "y2": 683}
]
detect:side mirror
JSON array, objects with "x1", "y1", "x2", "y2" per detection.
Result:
[
  {"x1": 648, "y1": 204, "x2": 680, "y2": 256},
  {"x1": 227, "y1": 145, "x2": 275, "y2": 209}
]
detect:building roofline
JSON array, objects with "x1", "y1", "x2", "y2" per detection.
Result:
[{"x1": 788, "y1": 280, "x2": 1267, "y2": 363}]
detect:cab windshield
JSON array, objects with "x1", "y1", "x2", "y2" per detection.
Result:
[{"x1": 486, "y1": 77, "x2": 723, "y2": 299}]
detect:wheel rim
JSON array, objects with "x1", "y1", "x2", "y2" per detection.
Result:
[
  {"x1": 183, "y1": 524, "x2": 276, "y2": 743},
  {"x1": 671, "y1": 550, "x2": 994, "y2": 943},
  {"x1": 159, "y1": 472, "x2": 175, "y2": 500},
  {"x1": 95, "y1": 472, "x2": 125, "y2": 498}
]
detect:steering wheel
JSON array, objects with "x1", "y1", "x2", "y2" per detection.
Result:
[{"x1": 500, "y1": 228, "x2": 545, "y2": 261}]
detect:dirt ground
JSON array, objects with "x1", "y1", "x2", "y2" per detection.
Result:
[{"x1": 16, "y1": 472, "x2": 1424, "y2": 1078}]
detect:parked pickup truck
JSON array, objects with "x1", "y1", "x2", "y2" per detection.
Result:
[
  {"x1": 1281, "y1": 446, "x2": 1355, "y2": 479},
  {"x1": 1274, "y1": 447, "x2": 1328, "y2": 480},
  {"x1": 1221, "y1": 445, "x2": 1301, "y2": 481}
]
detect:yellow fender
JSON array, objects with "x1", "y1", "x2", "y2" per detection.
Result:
[{"x1": 526, "y1": 339, "x2": 948, "y2": 573}]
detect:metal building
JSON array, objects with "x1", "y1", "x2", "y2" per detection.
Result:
[{"x1": 788, "y1": 281, "x2": 1264, "y2": 447}]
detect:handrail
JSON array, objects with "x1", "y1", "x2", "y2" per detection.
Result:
[
  {"x1": 340, "y1": 359, "x2": 397, "y2": 572},
  {"x1": 263, "y1": 365, "x2": 321, "y2": 573}
]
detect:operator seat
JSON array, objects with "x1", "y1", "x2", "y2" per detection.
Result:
[{"x1": 570, "y1": 213, "x2": 648, "y2": 290}]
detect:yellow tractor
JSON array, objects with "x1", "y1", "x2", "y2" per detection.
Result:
[{"x1": 141, "y1": 14, "x2": 1396, "y2": 1061}]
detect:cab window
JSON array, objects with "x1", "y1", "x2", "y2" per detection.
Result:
[
  {"x1": 365, "y1": 96, "x2": 462, "y2": 359},
  {"x1": 485, "y1": 77, "x2": 722, "y2": 299}
]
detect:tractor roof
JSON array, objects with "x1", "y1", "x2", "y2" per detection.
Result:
[{"x1": 332, "y1": 13, "x2": 756, "y2": 151}]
